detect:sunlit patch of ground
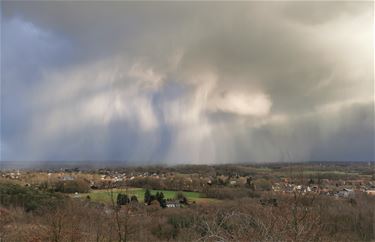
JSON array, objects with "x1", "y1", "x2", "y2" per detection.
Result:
[{"x1": 75, "y1": 188, "x2": 217, "y2": 204}]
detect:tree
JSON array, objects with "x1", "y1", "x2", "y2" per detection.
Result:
[
  {"x1": 246, "y1": 177, "x2": 255, "y2": 191},
  {"x1": 149, "y1": 195, "x2": 156, "y2": 205},
  {"x1": 144, "y1": 189, "x2": 151, "y2": 204},
  {"x1": 176, "y1": 192, "x2": 188, "y2": 205},
  {"x1": 156, "y1": 192, "x2": 166, "y2": 208},
  {"x1": 117, "y1": 194, "x2": 129, "y2": 206},
  {"x1": 144, "y1": 189, "x2": 157, "y2": 205}
]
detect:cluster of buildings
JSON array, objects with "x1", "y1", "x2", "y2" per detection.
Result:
[
  {"x1": 98, "y1": 171, "x2": 166, "y2": 182},
  {"x1": 271, "y1": 180, "x2": 375, "y2": 198},
  {"x1": 1, "y1": 170, "x2": 21, "y2": 180}
]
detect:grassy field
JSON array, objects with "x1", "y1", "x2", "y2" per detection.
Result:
[{"x1": 77, "y1": 188, "x2": 214, "y2": 204}]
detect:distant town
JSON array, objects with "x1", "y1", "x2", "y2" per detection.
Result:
[{"x1": 2, "y1": 161, "x2": 374, "y2": 199}]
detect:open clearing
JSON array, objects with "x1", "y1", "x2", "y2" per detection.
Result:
[{"x1": 77, "y1": 188, "x2": 216, "y2": 204}]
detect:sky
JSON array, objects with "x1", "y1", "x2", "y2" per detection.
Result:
[{"x1": 1, "y1": 1, "x2": 374, "y2": 164}]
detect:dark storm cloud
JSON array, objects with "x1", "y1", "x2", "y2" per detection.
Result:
[{"x1": 1, "y1": 1, "x2": 373, "y2": 163}]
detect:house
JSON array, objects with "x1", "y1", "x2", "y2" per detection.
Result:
[
  {"x1": 90, "y1": 181, "x2": 99, "y2": 189},
  {"x1": 62, "y1": 175, "x2": 74, "y2": 181},
  {"x1": 311, "y1": 185, "x2": 319, "y2": 193},
  {"x1": 112, "y1": 177, "x2": 123, "y2": 182},
  {"x1": 272, "y1": 183, "x2": 282, "y2": 192},
  {"x1": 166, "y1": 201, "x2": 181, "y2": 208},
  {"x1": 293, "y1": 185, "x2": 302, "y2": 191},
  {"x1": 336, "y1": 188, "x2": 354, "y2": 198}
]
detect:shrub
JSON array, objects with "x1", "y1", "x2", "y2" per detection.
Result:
[
  {"x1": 53, "y1": 180, "x2": 89, "y2": 193},
  {"x1": 175, "y1": 192, "x2": 188, "y2": 204},
  {"x1": 130, "y1": 195, "x2": 138, "y2": 203},
  {"x1": 254, "y1": 179, "x2": 272, "y2": 191}
]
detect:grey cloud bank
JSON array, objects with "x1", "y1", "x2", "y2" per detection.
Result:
[{"x1": 1, "y1": 2, "x2": 374, "y2": 164}]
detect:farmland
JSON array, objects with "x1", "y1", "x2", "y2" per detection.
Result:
[{"x1": 77, "y1": 188, "x2": 211, "y2": 204}]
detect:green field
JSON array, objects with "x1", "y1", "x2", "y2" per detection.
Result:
[{"x1": 78, "y1": 188, "x2": 211, "y2": 204}]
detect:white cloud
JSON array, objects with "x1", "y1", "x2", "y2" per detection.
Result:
[{"x1": 210, "y1": 92, "x2": 272, "y2": 116}]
